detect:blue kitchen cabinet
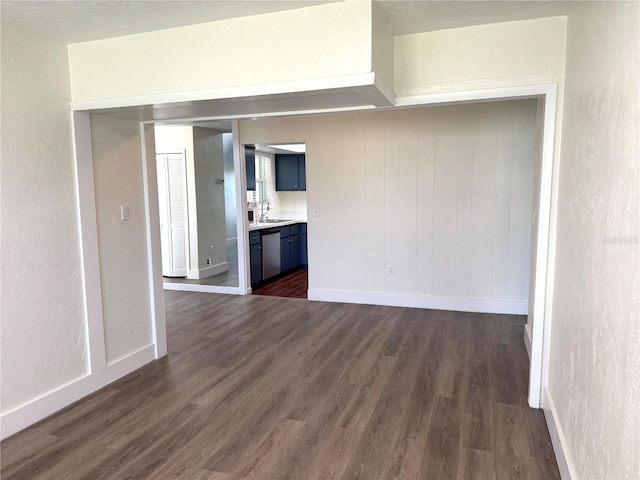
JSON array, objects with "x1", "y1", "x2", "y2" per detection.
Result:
[
  {"x1": 245, "y1": 145, "x2": 256, "y2": 191},
  {"x1": 249, "y1": 230, "x2": 261, "y2": 285},
  {"x1": 275, "y1": 154, "x2": 306, "y2": 191},
  {"x1": 300, "y1": 223, "x2": 308, "y2": 266},
  {"x1": 280, "y1": 224, "x2": 301, "y2": 272}
]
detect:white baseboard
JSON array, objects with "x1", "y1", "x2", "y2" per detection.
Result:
[
  {"x1": 307, "y1": 288, "x2": 527, "y2": 315},
  {"x1": 0, "y1": 344, "x2": 156, "y2": 441},
  {"x1": 543, "y1": 388, "x2": 577, "y2": 480},
  {"x1": 524, "y1": 323, "x2": 532, "y2": 358},
  {"x1": 188, "y1": 262, "x2": 228, "y2": 280},
  {"x1": 163, "y1": 283, "x2": 244, "y2": 295}
]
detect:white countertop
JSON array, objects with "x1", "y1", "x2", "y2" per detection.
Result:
[{"x1": 248, "y1": 219, "x2": 306, "y2": 231}]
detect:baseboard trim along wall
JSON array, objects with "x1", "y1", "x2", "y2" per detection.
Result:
[
  {"x1": 307, "y1": 289, "x2": 528, "y2": 315},
  {"x1": 0, "y1": 344, "x2": 156, "y2": 441},
  {"x1": 544, "y1": 388, "x2": 577, "y2": 480},
  {"x1": 188, "y1": 262, "x2": 229, "y2": 280}
]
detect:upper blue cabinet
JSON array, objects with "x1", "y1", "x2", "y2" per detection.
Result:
[
  {"x1": 245, "y1": 145, "x2": 256, "y2": 191},
  {"x1": 275, "y1": 154, "x2": 306, "y2": 191}
]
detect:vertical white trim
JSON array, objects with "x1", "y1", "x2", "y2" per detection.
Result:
[
  {"x1": 524, "y1": 323, "x2": 532, "y2": 359},
  {"x1": 544, "y1": 388, "x2": 576, "y2": 480},
  {"x1": 528, "y1": 84, "x2": 557, "y2": 408},
  {"x1": 233, "y1": 120, "x2": 250, "y2": 294},
  {"x1": 140, "y1": 124, "x2": 167, "y2": 358},
  {"x1": 71, "y1": 111, "x2": 106, "y2": 372}
]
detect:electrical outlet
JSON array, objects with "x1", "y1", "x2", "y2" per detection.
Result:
[
  {"x1": 387, "y1": 265, "x2": 395, "y2": 275},
  {"x1": 206, "y1": 258, "x2": 211, "y2": 266}
]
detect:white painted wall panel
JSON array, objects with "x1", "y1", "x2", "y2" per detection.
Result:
[
  {"x1": 510, "y1": 109, "x2": 536, "y2": 300},
  {"x1": 68, "y1": 2, "x2": 372, "y2": 103},
  {"x1": 192, "y1": 128, "x2": 227, "y2": 275},
  {"x1": 432, "y1": 110, "x2": 459, "y2": 296},
  {"x1": 363, "y1": 115, "x2": 387, "y2": 294},
  {"x1": 383, "y1": 113, "x2": 400, "y2": 293},
  {"x1": 469, "y1": 109, "x2": 497, "y2": 300},
  {"x1": 394, "y1": 16, "x2": 567, "y2": 96},
  {"x1": 397, "y1": 112, "x2": 419, "y2": 295},
  {"x1": 493, "y1": 109, "x2": 515, "y2": 299},
  {"x1": 416, "y1": 115, "x2": 437, "y2": 295},
  {"x1": 91, "y1": 115, "x2": 153, "y2": 363},
  {"x1": 351, "y1": 118, "x2": 368, "y2": 291},
  {"x1": 455, "y1": 119, "x2": 474, "y2": 298},
  {"x1": 240, "y1": 100, "x2": 537, "y2": 309}
]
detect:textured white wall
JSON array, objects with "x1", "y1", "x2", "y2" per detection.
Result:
[
  {"x1": 0, "y1": 25, "x2": 88, "y2": 412},
  {"x1": 240, "y1": 100, "x2": 537, "y2": 306},
  {"x1": 67, "y1": 1, "x2": 372, "y2": 102},
  {"x1": 548, "y1": 2, "x2": 640, "y2": 478},
  {"x1": 90, "y1": 115, "x2": 153, "y2": 363},
  {"x1": 394, "y1": 16, "x2": 567, "y2": 96}
]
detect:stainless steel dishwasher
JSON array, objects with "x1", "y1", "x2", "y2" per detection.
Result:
[{"x1": 261, "y1": 227, "x2": 281, "y2": 280}]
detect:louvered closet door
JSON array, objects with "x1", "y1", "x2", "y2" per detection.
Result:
[{"x1": 157, "y1": 152, "x2": 189, "y2": 277}]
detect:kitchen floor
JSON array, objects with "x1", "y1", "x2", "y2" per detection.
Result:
[{"x1": 253, "y1": 268, "x2": 308, "y2": 299}]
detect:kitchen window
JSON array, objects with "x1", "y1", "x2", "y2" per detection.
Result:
[{"x1": 248, "y1": 152, "x2": 272, "y2": 203}]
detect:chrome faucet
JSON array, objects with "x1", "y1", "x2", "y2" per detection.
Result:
[{"x1": 259, "y1": 198, "x2": 270, "y2": 221}]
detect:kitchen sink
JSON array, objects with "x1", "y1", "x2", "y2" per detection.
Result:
[{"x1": 260, "y1": 219, "x2": 287, "y2": 224}]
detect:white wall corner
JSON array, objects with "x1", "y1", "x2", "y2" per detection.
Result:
[
  {"x1": 0, "y1": 345, "x2": 156, "y2": 441},
  {"x1": 200, "y1": 262, "x2": 229, "y2": 278},
  {"x1": 524, "y1": 323, "x2": 532, "y2": 359},
  {"x1": 543, "y1": 388, "x2": 578, "y2": 480},
  {"x1": 187, "y1": 261, "x2": 228, "y2": 280},
  {"x1": 140, "y1": 122, "x2": 167, "y2": 359}
]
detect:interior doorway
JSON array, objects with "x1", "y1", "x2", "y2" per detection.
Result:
[
  {"x1": 127, "y1": 84, "x2": 557, "y2": 409},
  {"x1": 245, "y1": 143, "x2": 309, "y2": 299},
  {"x1": 154, "y1": 124, "x2": 240, "y2": 290}
]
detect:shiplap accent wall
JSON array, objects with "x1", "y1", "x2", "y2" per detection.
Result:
[{"x1": 240, "y1": 100, "x2": 537, "y2": 313}]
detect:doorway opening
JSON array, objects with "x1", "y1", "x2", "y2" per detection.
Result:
[
  {"x1": 245, "y1": 143, "x2": 309, "y2": 299},
  {"x1": 154, "y1": 123, "x2": 240, "y2": 290}
]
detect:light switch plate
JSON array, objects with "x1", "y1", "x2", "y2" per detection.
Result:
[{"x1": 120, "y1": 205, "x2": 129, "y2": 221}]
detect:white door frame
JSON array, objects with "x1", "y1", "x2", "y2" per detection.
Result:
[
  {"x1": 73, "y1": 83, "x2": 558, "y2": 408},
  {"x1": 155, "y1": 150, "x2": 190, "y2": 277},
  {"x1": 395, "y1": 84, "x2": 558, "y2": 408},
  {"x1": 156, "y1": 122, "x2": 249, "y2": 295}
]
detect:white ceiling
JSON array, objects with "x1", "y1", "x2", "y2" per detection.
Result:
[{"x1": 2, "y1": 0, "x2": 573, "y2": 44}]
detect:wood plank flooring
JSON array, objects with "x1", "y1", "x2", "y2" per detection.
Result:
[
  {"x1": 253, "y1": 268, "x2": 308, "y2": 299},
  {"x1": 0, "y1": 292, "x2": 559, "y2": 479}
]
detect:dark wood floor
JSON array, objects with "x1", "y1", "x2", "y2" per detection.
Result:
[
  {"x1": 1, "y1": 292, "x2": 559, "y2": 479},
  {"x1": 253, "y1": 268, "x2": 308, "y2": 299}
]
